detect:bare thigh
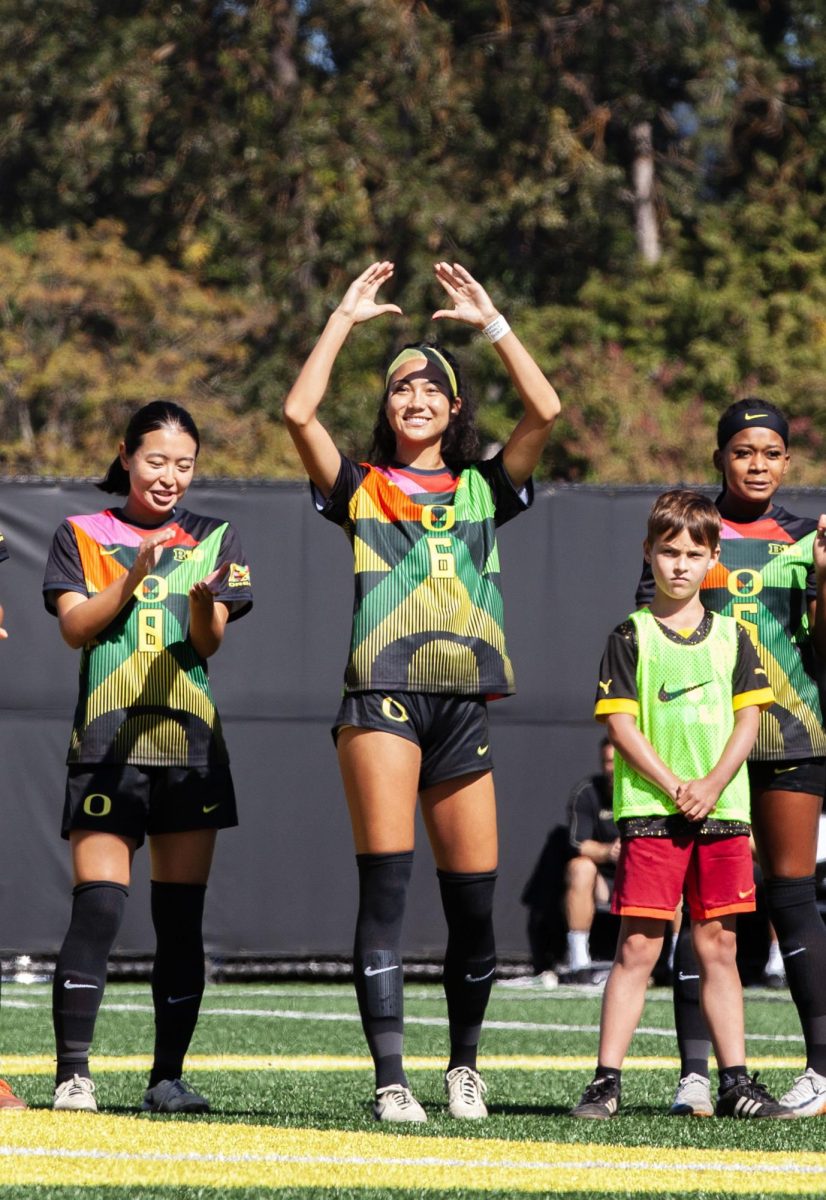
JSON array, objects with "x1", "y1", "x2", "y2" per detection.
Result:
[
  {"x1": 420, "y1": 770, "x2": 498, "y2": 873},
  {"x1": 70, "y1": 830, "x2": 136, "y2": 886},
  {"x1": 149, "y1": 829, "x2": 217, "y2": 884},
  {"x1": 751, "y1": 789, "x2": 821, "y2": 878},
  {"x1": 337, "y1": 727, "x2": 421, "y2": 853}
]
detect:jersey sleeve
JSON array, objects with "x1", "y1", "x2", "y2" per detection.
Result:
[
  {"x1": 731, "y1": 623, "x2": 775, "y2": 712},
  {"x1": 477, "y1": 451, "x2": 534, "y2": 528},
  {"x1": 211, "y1": 522, "x2": 253, "y2": 621},
  {"x1": 42, "y1": 521, "x2": 87, "y2": 615},
  {"x1": 594, "y1": 620, "x2": 639, "y2": 720},
  {"x1": 567, "y1": 778, "x2": 599, "y2": 848},
  {"x1": 311, "y1": 455, "x2": 369, "y2": 527}
]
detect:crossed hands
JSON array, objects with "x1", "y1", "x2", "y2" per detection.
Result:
[
  {"x1": 672, "y1": 778, "x2": 721, "y2": 822},
  {"x1": 336, "y1": 261, "x2": 499, "y2": 330}
]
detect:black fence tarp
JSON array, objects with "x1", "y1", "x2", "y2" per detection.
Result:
[{"x1": 2, "y1": 479, "x2": 825, "y2": 959}]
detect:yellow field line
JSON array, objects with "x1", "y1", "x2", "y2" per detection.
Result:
[
  {"x1": 1, "y1": 1113, "x2": 825, "y2": 1193},
  {"x1": 0, "y1": 1053, "x2": 807, "y2": 1074}
]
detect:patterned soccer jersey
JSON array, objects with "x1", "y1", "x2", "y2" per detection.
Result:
[
  {"x1": 636, "y1": 504, "x2": 826, "y2": 761},
  {"x1": 43, "y1": 507, "x2": 252, "y2": 767},
  {"x1": 315, "y1": 452, "x2": 531, "y2": 695}
]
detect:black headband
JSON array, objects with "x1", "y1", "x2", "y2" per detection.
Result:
[{"x1": 716, "y1": 404, "x2": 789, "y2": 449}]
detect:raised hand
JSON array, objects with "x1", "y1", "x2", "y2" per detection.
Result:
[
  {"x1": 336, "y1": 261, "x2": 403, "y2": 325},
  {"x1": 432, "y1": 261, "x2": 500, "y2": 329},
  {"x1": 133, "y1": 527, "x2": 176, "y2": 579},
  {"x1": 190, "y1": 562, "x2": 230, "y2": 608}
]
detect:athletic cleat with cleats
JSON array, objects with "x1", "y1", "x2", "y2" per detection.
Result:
[
  {"x1": 779, "y1": 1068, "x2": 826, "y2": 1117},
  {"x1": 571, "y1": 1073, "x2": 620, "y2": 1119},
  {"x1": 53, "y1": 1075, "x2": 97, "y2": 1112},
  {"x1": 715, "y1": 1072, "x2": 794, "y2": 1119},
  {"x1": 142, "y1": 1078, "x2": 210, "y2": 1113},
  {"x1": 445, "y1": 1066, "x2": 488, "y2": 1119},
  {"x1": 670, "y1": 1072, "x2": 713, "y2": 1117},
  {"x1": 0, "y1": 1079, "x2": 26, "y2": 1111},
  {"x1": 373, "y1": 1084, "x2": 427, "y2": 1123}
]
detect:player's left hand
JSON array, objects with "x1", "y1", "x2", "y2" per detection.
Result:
[
  {"x1": 814, "y1": 514, "x2": 826, "y2": 576},
  {"x1": 674, "y1": 779, "x2": 719, "y2": 822},
  {"x1": 432, "y1": 262, "x2": 500, "y2": 329},
  {"x1": 189, "y1": 563, "x2": 230, "y2": 606}
]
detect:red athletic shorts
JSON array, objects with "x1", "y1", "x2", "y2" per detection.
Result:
[{"x1": 611, "y1": 834, "x2": 755, "y2": 921}]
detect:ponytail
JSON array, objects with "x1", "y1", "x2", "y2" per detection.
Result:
[{"x1": 97, "y1": 456, "x2": 131, "y2": 495}]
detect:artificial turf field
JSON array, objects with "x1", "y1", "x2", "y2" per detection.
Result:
[{"x1": 1, "y1": 979, "x2": 825, "y2": 1199}]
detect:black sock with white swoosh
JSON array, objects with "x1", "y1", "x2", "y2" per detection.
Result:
[
  {"x1": 353, "y1": 852, "x2": 413, "y2": 1089},
  {"x1": 437, "y1": 869, "x2": 497, "y2": 1072},
  {"x1": 53, "y1": 881, "x2": 128, "y2": 1086},
  {"x1": 765, "y1": 874, "x2": 826, "y2": 1075},
  {"x1": 149, "y1": 881, "x2": 207, "y2": 1088}
]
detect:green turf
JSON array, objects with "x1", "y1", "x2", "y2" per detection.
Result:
[{"x1": 1, "y1": 980, "x2": 822, "y2": 1197}]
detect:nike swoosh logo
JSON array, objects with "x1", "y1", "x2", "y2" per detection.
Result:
[
  {"x1": 775, "y1": 766, "x2": 798, "y2": 774},
  {"x1": 476, "y1": 744, "x2": 489, "y2": 757},
  {"x1": 782, "y1": 947, "x2": 806, "y2": 959},
  {"x1": 64, "y1": 981, "x2": 98, "y2": 990},
  {"x1": 677, "y1": 972, "x2": 699, "y2": 981},
  {"x1": 658, "y1": 680, "x2": 712, "y2": 702},
  {"x1": 738, "y1": 888, "x2": 755, "y2": 899},
  {"x1": 464, "y1": 967, "x2": 495, "y2": 983},
  {"x1": 744, "y1": 413, "x2": 769, "y2": 421},
  {"x1": 364, "y1": 965, "x2": 399, "y2": 977},
  {"x1": 99, "y1": 547, "x2": 120, "y2": 557},
  {"x1": 202, "y1": 803, "x2": 220, "y2": 814},
  {"x1": 167, "y1": 994, "x2": 200, "y2": 1005}
]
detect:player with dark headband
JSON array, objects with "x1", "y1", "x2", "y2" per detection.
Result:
[
  {"x1": 637, "y1": 397, "x2": 826, "y2": 1118},
  {"x1": 284, "y1": 260, "x2": 560, "y2": 1123}
]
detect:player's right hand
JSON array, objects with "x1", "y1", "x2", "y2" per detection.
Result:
[{"x1": 133, "y1": 527, "x2": 176, "y2": 576}]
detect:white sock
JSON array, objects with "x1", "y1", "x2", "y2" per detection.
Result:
[
  {"x1": 668, "y1": 931, "x2": 679, "y2": 970},
  {"x1": 766, "y1": 940, "x2": 783, "y2": 974},
  {"x1": 567, "y1": 930, "x2": 590, "y2": 970}
]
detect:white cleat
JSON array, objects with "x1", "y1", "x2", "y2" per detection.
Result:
[
  {"x1": 779, "y1": 1068, "x2": 826, "y2": 1117},
  {"x1": 53, "y1": 1075, "x2": 97, "y2": 1113},
  {"x1": 670, "y1": 1072, "x2": 713, "y2": 1117},
  {"x1": 445, "y1": 1066, "x2": 488, "y2": 1119},
  {"x1": 373, "y1": 1084, "x2": 427, "y2": 1123}
]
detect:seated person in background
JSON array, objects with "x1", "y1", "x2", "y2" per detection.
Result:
[{"x1": 564, "y1": 738, "x2": 619, "y2": 983}]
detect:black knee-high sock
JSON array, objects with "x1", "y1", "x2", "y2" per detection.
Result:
[
  {"x1": 672, "y1": 913, "x2": 712, "y2": 1079},
  {"x1": 53, "y1": 881, "x2": 128, "y2": 1085},
  {"x1": 353, "y1": 852, "x2": 413, "y2": 1090},
  {"x1": 437, "y1": 868, "x2": 497, "y2": 1072},
  {"x1": 149, "y1": 881, "x2": 207, "y2": 1088},
  {"x1": 765, "y1": 875, "x2": 826, "y2": 1075}
]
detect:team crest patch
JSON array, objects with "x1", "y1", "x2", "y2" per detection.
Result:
[{"x1": 227, "y1": 563, "x2": 251, "y2": 588}]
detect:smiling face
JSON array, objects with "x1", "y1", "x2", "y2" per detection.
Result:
[
  {"x1": 384, "y1": 358, "x2": 461, "y2": 460},
  {"x1": 120, "y1": 426, "x2": 198, "y2": 524},
  {"x1": 644, "y1": 527, "x2": 719, "y2": 603},
  {"x1": 714, "y1": 426, "x2": 789, "y2": 513}
]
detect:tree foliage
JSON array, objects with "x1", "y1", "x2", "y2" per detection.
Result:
[{"x1": 0, "y1": 1, "x2": 826, "y2": 481}]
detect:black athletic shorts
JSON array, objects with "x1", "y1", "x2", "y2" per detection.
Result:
[
  {"x1": 63, "y1": 764, "x2": 238, "y2": 847},
  {"x1": 333, "y1": 691, "x2": 492, "y2": 790},
  {"x1": 748, "y1": 757, "x2": 826, "y2": 799}
]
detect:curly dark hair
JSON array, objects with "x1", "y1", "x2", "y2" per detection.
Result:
[{"x1": 367, "y1": 343, "x2": 480, "y2": 468}]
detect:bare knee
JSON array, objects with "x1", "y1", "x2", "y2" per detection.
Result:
[
  {"x1": 692, "y1": 919, "x2": 738, "y2": 970},
  {"x1": 616, "y1": 927, "x2": 662, "y2": 973},
  {"x1": 566, "y1": 855, "x2": 598, "y2": 894}
]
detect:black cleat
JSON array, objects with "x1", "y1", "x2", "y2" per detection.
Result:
[
  {"x1": 571, "y1": 1073, "x2": 620, "y2": 1119},
  {"x1": 715, "y1": 1072, "x2": 795, "y2": 1119}
]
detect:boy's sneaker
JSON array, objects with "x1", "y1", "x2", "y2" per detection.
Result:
[
  {"x1": 0, "y1": 1079, "x2": 26, "y2": 1111},
  {"x1": 570, "y1": 1073, "x2": 620, "y2": 1119},
  {"x1": 670, "y1": 1073, "x2": 713, "y2": 1117},
  {"x1": 715, "y1": 1072, "x2": 794, "y2": 1119},
  {"x1": 779, "y1": 1068, "x2": 826, "y2": 1117},
  {"x1": 53, "y1": 1075, "x2": 97, "y2": 1112},
  {"x1": 373, "y1": 1084, "x2": 427, "y2": 1123},
  {"x1": 142, "y1": 1078, "x2": 209, "y2": 1113},
  {"x1": 445, "y1": 1066, "x2": 488, "y2": 1119}
]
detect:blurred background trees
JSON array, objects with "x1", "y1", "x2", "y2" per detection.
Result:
[{"x1": 1, "y1": 0, "x2": 826, "y2": 481}]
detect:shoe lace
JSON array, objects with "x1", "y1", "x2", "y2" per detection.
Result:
[
  {"x1": 451, "y1": 1068, "x2": 486, "y2": 1103},
  {"x1": 379, "y1": 1084, "x2": 415, "y2": 1108},
  {"x1": 582, "y1": 1076, "x2": 614, "y2": 1104}
]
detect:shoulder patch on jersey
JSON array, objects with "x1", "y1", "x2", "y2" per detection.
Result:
[{"x1": 227, "y1": 563, "x2": 251, "y2": 588}]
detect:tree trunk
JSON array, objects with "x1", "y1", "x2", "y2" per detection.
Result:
[{"x1": 631, "y1": 121, "x2": 660, "y2": 264}]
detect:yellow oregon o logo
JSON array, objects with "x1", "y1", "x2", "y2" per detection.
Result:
[
  {"x1": 83, "y1": 793, "x2": 112, "y2": 818},
  {"x1": 421, "y1": 504, "x2": 456, "y2": 532},
  {"x1": 381, "y1": 697, "x2": 409, "y2": 723},
  {"x1": 135, "y1": 574, "x2": 169, "y2": 603},
  {"x1": 726, "y1": 568, "x2": 763, "y2": 598}
]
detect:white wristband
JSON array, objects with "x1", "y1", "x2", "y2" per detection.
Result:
[{"x1": 483, "y1": 314, "x2": 510, "y2": 343}]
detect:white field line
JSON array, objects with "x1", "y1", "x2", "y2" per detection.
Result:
[{"x1": 0, "y1": 997, "x2": 804, "y2": 1044}]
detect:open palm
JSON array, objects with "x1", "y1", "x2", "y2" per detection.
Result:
[
  {"x1": 337, "y1": 261, "x2": 403, "y2": 324},
  {"x1": 432, "y1": 261, "x2": 498, "y2": 329}
]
